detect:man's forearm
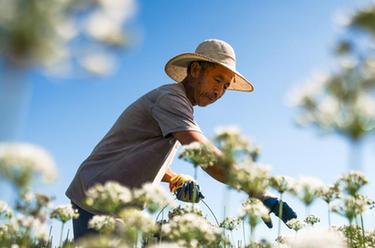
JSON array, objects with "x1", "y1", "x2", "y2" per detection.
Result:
[
  {"x1": 201, "y1": 164, "x2": 227, "y2": 184},
  {"x1": 162, "y1": 168, "x2": 177, "y2": 183}
]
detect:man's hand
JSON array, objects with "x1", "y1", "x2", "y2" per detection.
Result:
[
  {"x1": 169, "y1": 174, "x2": 204, "y2": 203},
  {"x1": 261, "y1": 196, "x2": 297, "y2": 228}
]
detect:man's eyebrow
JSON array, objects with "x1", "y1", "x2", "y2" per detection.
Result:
[{"x1": 216, "y1": 74, "x2": 232, "y2": 83}]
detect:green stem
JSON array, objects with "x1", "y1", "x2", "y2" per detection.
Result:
[
  {"x1": 348, "y1": 220, "x2": 353, "y2": 248},
  {"x1": 194, "y1": 165, "x2": 198, "y2": 180},
  {"x1": 59, "y1": 222, "x2": 65, "y2": 248},
  {"x1": 327, "y1": 202, "x2": 331, "y2": 228},
  {"x1": 278, "y1": 193, "x2": 283, "y2": 238},
  {"x1": 250, "y1": 224, "x2": 255, "y2": 244},
  {"x1": 360, "y1": 214, "x2": 366, "y2": 248},
  {"x1": 242, "y1": 218, "x2": 246, "y2": 247}
]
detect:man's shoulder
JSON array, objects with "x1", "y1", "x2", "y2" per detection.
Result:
[{"x1": 155, "y1": 83, "x2": 186, "y2": 97}]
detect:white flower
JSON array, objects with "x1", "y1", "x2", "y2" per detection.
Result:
[
  {"x1": 50, "y1": 204, "x2": 79, "y2": 223},
  {"x1": 286, "y1": 218, "x2": 305, "y2": 232},
  {"x1": 219, "y1": 216, "x2": 242, "y2": 231},
  {"x1": 240, "y1": 198, "x2": 270, "y2": 228},
  {"x1": 0, "y1": 142, "x2": 57, "y2": 184},
  {"x1": 285, "y1": 228, "x2": 346, "y2": 248},
  {"x1": 98, "y1": 0, "x2": 136, "y2": 22},
  {"x1": 331, "y1": 195, "x2": 374, "y2": 222},
  {"x1": 182, "y1": 141, "x2": 204, "y2": 151},
  {"x1": 287, "y1": 71, "x2": 329, "y2": 107},
  {"x1": 146, "y1": 243, "x2": 183, "y2": 248},
  {"x1": 162, "y1": 213, "x2": 224, "y2": 247},
  {"x1": 230, "y1": 163, "x2": 271, "y2": 197},
  {"x1": 86, "y1": 181, "x2": 132, "y2": 214},
  {"x1": 270, "y1": 175, "x2": 295, "y2": 194},
  {"x1": 317, "y1": 184, "x2": 340, "y2": 203},
  {"x1": 0, "y1": 200, "x2": 13, "y2": 218},
  {"x1": 89, "y1": 215, "x2": 117, "y2": 233},
  {"x1": 133, "y1": 183, "x2": 175, "y2": 213},
  {"x1": 292, "y1": 177, "x2": 324, "y2": 206},
  {"x1": 304, "y1": 215, "x2": 320, "y2": 226},
  {"x1": 119, "y1": 208, "x2": 156, "y2": 234},
  {"x1": 80, "y1": 52, "x2": 115, "y2": 75},
  {"x1": 336, "y1": 171, "x2": 368, "y2": 196}
]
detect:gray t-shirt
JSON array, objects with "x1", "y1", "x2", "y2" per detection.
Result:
[{"x1": 65, "y1": 83, "x2": 201, "y2": 214}]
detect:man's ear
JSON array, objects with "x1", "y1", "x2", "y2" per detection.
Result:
[{"x1": 190, "y1": 62, "x2": 201, "y2": 78}]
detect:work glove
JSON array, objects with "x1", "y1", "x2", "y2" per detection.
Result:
[
  {"x1": 261, "y1": 196, "x2": 297, "y2": 229},
  {"x1": 169, "y1": 174, "x2": 205, "y2": 203}
]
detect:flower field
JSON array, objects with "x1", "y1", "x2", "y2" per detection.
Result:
[{"x1": 1, "y1": 128, "x2": 374, "y2": 248}]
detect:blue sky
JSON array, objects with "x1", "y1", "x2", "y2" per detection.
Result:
[{"x1": 2, "y1": 0, "x2": 375, "y2": 243}]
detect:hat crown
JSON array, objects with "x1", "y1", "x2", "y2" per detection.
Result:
[{"x1": 195, "y1": 39, "x2": 236, "y2": 69}]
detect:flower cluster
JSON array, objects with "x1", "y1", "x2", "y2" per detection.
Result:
[
  {"x1": 0, "y1": 201, "x2": 13, "y2": 219},
  {"x1": 219, "y1": 216, "x2": 242, "y2": 231},
  {"x1": 89, "y1": 215, "x2": 117, "y2": 234},
  {"x1": 50, "y1": 204, "x2": 79, "y2": 223},
  {"x1": 286, "y1": 218, "x2": 305, "y2": 232},
  {"x1": 133, "y1": 183, "x2": 176, "y2": 214},
  {"x1": 304, "y1": 215, "x2": 320, "y2": 226},
  {"x1": 178, "y1": 142, "x2": 218, "y2": 169},
  {"x1": 86, "y1": 181, "x2": 133, "y2": 214},
  {"x1": 0, "y1": 143, "x2": 57, "y2": 189},
  {"x1": 240, "y1": 198, "x2": 270, "y2": 229},
  {"x1": 161, "y1": 213, "x2": 226, "y2": 248},
  {"x1": 0, "y1": 0, "x2": 136, "y2": 75},
  {"x1": 290, "y1": 177, "x2": 324, "y2": 207}
]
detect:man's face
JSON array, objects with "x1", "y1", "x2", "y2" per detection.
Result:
[{"x1": 192, "y1": 64, "x2": 235, "y2": 106}]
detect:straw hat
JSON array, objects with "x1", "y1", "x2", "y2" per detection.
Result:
[{"x1": 164, "y1": 39, "x2": 254, "y2": 92}]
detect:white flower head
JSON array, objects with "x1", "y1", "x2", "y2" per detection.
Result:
[
  {"x1": 304, "y1": 215, "x2": 320, "y2": 226},
  {"x1": 336, "y1": 170, "x2": 368, "y2": 196},
  {"x1": 86, "y1": 181, "x2": 132, "y2": 214},
  {"x1": 133, "y1": 183, "x2": 175, "y2": 213},
  {"x1": 162, "y1": 213, "x2": 224, "y2": 246},
  {"x1": 292, "y1": 177, "x2": 324, "y2": 206},
  {"x1": 270, "y1": 175, "x2": 295, "y2": 193},
  {"x1": 80, "y1": 52, "x2": 115, "y2": 75},
  {"x1": 286, "y1": 218, "x2": 305, "y2": 232},
  {"x1": 0, "y1": 143, "x2": 57, "y2": 185},
  {"x1": 0, "y1": 201, "x2": 13, "y2": 219},
  {"x1": 89, "y1": 215, "x2": 117, "y2": 233},
  {"x1": 240, "y1": 198, "x2": 270, "y2": 228},
  {"x1": 287, "y1": 71, "x2": 329, "y2": 107},
  {"x1": 50, "y1": 204, "x2": 79, "y2": 223},
  {"x1": 285, "y1": 228, "x2": 346, "y2": 248}
]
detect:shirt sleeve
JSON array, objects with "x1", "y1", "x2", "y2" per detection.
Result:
[{"x1": 151, "y1": 93, "x2": 201, "y2": 137}]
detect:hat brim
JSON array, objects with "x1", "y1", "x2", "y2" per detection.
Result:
[{"x1": 164, "y1": 53, "x2": 254, "y2": 92}]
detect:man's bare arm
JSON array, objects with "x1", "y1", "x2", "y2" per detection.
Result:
[
  {"x1": 162, "y1": 168, "x2": 177, "y2": 183},
  {"x1": 172, "y1": 130, "x2": 228, "y2": 184}
]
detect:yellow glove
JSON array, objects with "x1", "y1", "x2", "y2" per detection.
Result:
[{"x1": 169, "y1": 174, "x2": 195, "y2": 193}]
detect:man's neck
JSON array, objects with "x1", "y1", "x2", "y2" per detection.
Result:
[{"x1": 181, "y1": 78, "x2": 197, "y2": 106}]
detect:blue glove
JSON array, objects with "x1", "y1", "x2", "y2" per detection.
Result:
[
  {"x1": 262, "y1": 197, "x2": 297, "y2": 228},
  {"x1": 175, "y1": 181, "x2": 205, "y2": 203}
]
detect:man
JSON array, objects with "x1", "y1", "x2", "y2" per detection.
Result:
[{"x1": 66, "y1": 39, "x2": 296, "y2": 240}]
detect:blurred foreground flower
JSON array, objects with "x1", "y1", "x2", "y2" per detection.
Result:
[
  {"x1": 0, "y1": 201, "x2": 13, "y2": 218},
  {"x1": 286, "y1": 218, "x2": 305, "y2": 232},
  {"x1": 89, "y1": 215, "x2": 117, "y2": 234},
  {"x1": 50, "y1": 204, "x2": 79, "y2": 223},
  {"x1": 335, "y1": 171, "x2": 368, "y2": 196},
  {"x1": 86, "y1": 181, "x2": 133, "y2": 215},
  {"x1": 285, "y1": 229, "x2": 346, "y2": 248},
  {"x1": 291, "y1": 177, "x2": 324, "y2": 213},
  {"x1": 133, "y1": 183, "x2": 175, "y2": 214},
  {"x1": 161, "y1": 212, "x2": 226, "y2": 248},
  {"x1": 0, "y1": 143, "x2": 57, "y2": 189}
]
